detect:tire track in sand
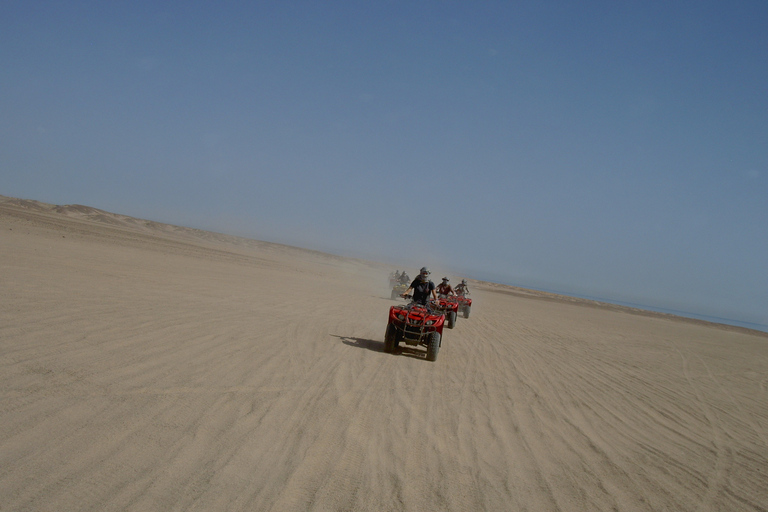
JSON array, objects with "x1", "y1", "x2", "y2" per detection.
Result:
[{"x1": 676, "y1": 346, "x2": 734, "y2": 512}]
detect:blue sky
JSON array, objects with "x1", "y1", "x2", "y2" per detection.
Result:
[{"x1": 2, "y1": 1, "x2": 767, "y2": 329}]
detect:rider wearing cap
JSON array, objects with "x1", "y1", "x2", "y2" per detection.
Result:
[
  {"x1": 402, "y1": 267, "x2": 437, "y2": 305},
  {"x1": 454, "y1": 279, "x2": 470, "y2": 296},
  {"x1": 436, "y1": 277, "x2": 455, "y2": 298}
]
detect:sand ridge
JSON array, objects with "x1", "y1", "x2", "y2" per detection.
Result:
[{"x1": 1, "y1": 198, "x2": 767, "y2": 511}]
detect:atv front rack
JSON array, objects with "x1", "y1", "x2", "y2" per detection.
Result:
[{"x1": 393, "y1": 303, "x2": 444, "y2": 342}]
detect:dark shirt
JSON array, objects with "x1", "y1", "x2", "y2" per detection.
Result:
[{"x1": 410, "y1": 278, "x2": 435, "y2": 304}]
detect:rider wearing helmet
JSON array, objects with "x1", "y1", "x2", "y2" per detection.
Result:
[
  {"x1": 454, "y1": 279, "x2": 469, "y2": 296},
  {"x1": 402, "y1": 267, "x2": 437, "y2": 305},
  {"x1": 436, "y1": 277, "x2": 455, "y2": 298}
]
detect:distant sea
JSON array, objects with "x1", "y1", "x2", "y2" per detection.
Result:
[
  {"x1": 583, "y1": 297, "x2": 768, "y2": 334},
  {"x1": 494, "y1": 282, "x2": 768, "y2": 334}
]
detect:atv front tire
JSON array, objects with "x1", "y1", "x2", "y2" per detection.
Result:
[
  {"x1": 447, "y1": 311, "x2": 457, "y2": 329},
  {"x1": 384, "y1": 324, "x2": 397, "y2": 353},
  {"x1": 426, "y1": 331, "x2": 441, "y2": 362},
  {"x1": 463, "y1": 306, "x2": 471, "y2": 319}
]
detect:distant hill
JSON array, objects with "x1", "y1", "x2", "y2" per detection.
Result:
[{"x1": 0, "y1": 194, "x2": 384, "y2": 266}]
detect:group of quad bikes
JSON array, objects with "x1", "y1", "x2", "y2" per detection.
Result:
[{"x1": 385, "y1": 276, "x2": 472, "y2": 362}]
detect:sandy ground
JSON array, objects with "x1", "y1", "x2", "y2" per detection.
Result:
[{"x1": 1, "y1": 198, "x2": 767, "y2": 512}]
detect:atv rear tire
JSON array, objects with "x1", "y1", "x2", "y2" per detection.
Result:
[
  {"x1": 384, "y1": 324, "x2": 397, "y2": 353},
  {"x1": 426, "y1": 331, "x2": 440, "y2": 362},
  {"x1": 463, "y1": 306, "x2": 471, "y2": 319},
  {"x1": 447, "y1": 311, "x2": 457, "y2": 329}
]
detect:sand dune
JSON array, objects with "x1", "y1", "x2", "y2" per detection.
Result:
[{"x1": 1, "y1": 197, "x2": 766, "y2": 511}]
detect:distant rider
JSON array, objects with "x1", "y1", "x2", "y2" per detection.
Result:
[
  {"x1": 402, "y1": 267, "x2": 437, "y2": 305},
  {"x1": 455, "y1": 279, "x2": 470, "y2": 296},
  {"x1": 436, "y1": 277, "x2": 455, "y2": 298},
  {"x1": 398, "y1": 271, "x2": 410, "y2": 285}
]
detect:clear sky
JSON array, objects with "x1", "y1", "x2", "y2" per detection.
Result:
[{"x1": 2, "y1": 1, "x2": 767, "y2": 329}]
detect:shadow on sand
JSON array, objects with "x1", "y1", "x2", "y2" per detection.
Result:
[
  {"x1": 332, "y1": 335, "x2": 426, "y2": 360},
  {"x1": 393, "y1": 346, "x2": 427, "y2": 360},
  {"x1": 332, "y1": 334, "x2": 384, "y2": 353}
]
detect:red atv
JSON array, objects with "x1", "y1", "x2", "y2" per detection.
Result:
[
  {"x1": 456, "y1": 294, "x2": 472, "y2": 318},
  {"x1": 435, "y1": 296, "x2": 459, "y2": 329},
  {"x1": 384, "y1": 298, "x2": 445, "y2": 361}
]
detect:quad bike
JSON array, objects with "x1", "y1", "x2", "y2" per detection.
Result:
[
  {"x1": 435, "y1": 296, "x2": 459, "y2": 329},
  {"x1": 384, "y1": 296, "x2": 445, "y2": 361},
  {"x1": 390, "y1": 283, "x2": 408, "y2": 300},
  {"x1": 455, "y1": 294, "x2": 472, "y2": 318}
]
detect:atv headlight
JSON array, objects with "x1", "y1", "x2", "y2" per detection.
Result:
[
  {"x1": 397, "y1": 313, "x2": 406, "y2": 321},
  {"x1": 425, "y1": 320, "x2": 434, "y2": 325}
]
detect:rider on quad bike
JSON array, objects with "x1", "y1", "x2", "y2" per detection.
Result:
[
  {"x1": 436, "y1": 277, "x2": 455, "y2": 298},
  {"x1": 454, "y1": 279, "x2": 472, "y2": 318},
  {"x1": 387, "y1": 266, "x2": 445, "y2": 361},
  {"x1": 402, "y1": 267, "x2": 437, "y2": 304},
  {"x1": 434, "y1": 278, "x2": 458, "y2": 328}
]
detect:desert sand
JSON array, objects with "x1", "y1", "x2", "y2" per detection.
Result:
[{"x1": 1, "y1": 197, "x2": 767, "y2": 512}]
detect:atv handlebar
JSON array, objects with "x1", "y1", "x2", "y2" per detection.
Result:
[{"x1": 400, "y1": 294, "x2": 447, "y2": 309}]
